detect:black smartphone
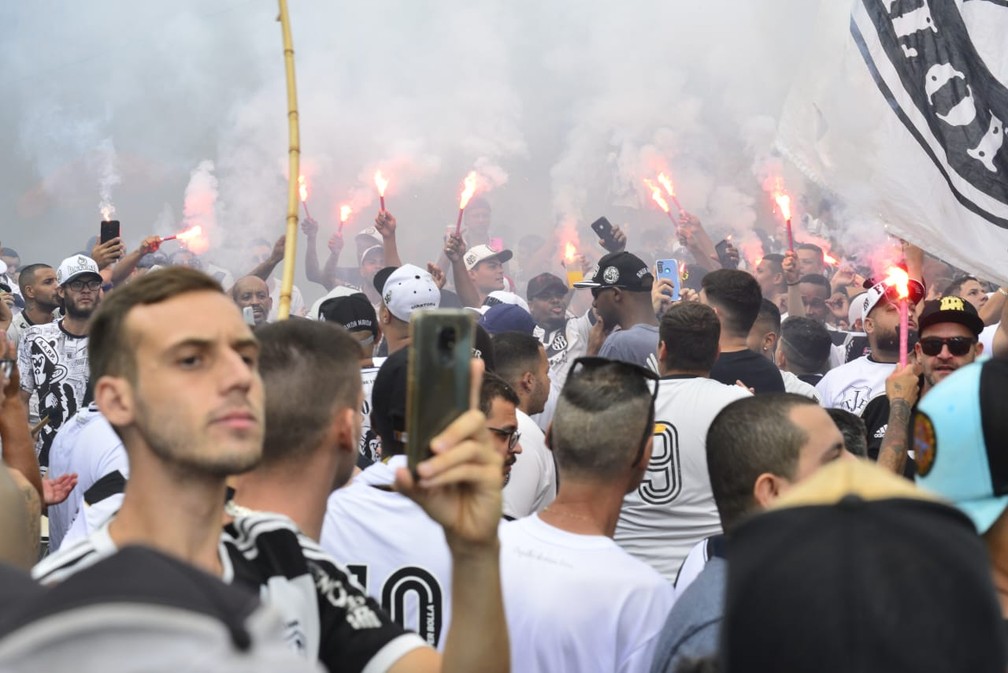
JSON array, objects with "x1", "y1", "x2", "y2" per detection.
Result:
[
  {"x1": 100, "y1": 220, "x2": 120, "y2": 244},
  {"x1": 715, "y1": 239, "x2": 739, "y2": 269},
  {"x1": 591, "y1": 216, "x2": 621, "y2": 252},
  {"x1": 406, "y1": 310, "x2": 474, "y2": 470}
]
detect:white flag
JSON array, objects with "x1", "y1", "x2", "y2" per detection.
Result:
[{"x1": 778, "y1": 0, "x2": 1008, "y2": 284}]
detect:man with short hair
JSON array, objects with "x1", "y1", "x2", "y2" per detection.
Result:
[
  {"x1": 575, "y1": 251, "x2": 659, "y2": 368},
  {"x1": 796, "y1": 243, "x2": 826, "y2": 277},
  {"x1": 798, "y1": 274, "x2": 832, "y2": 324},
  {"x1": 616, "y1": 303, "x2": 750, "y2": 579},
  {"x1": 491, "y1": 332, "x2": 556, "y2": 518},
  {"x1": 18, "y1": 255, "x2": 103, "y2": 470},
  {"x1": 748, "y1": 301, "x2": 818, "y2": 400},
  {"x1": 373, "y1": 264, "x2": 441, "y2": 355},
  {"x1": 322, "y1": 357, "x2": 514, "y2": 652},
  {"x1": 34, "y1": 268, "x2": 508, "y2": 673},
  {"x1": 701, "y1": 269, "x2": 785, "y2": 393},
  {"x1": 8, "y1": 263, "x2": 59, "y2": 347},
  {"x1": 944, "y1": 273, "x2": 1006, "y2": 353},
  {"x1": 499, "y1": 357, "x2": 675, "y2": 672},
  {"x1": 752, "y1": 254, "x2": 786, "y2": 304},
  {"x1": 777, "y1": 316, "x2": 832, "y2": 386},
  {"x1": 463, "y1": 245, "x2": 513, "y2": 303},
  {"x1": 650, "y1": 394, "x2": 848, "y2": 672},
  {"x1": 815, "y1": 279, "x2": 920, "y2": 415},
  {"x1": 231, "y1": 275, "x2": 272, "y2": 326}
]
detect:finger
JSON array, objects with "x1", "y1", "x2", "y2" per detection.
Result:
[
  {"x1": 467, "y1": 358, "x2": 485, "y2": 412},
  {"x1": 420, "y1": 432, "x2": 497, "y2": 480},
  {"x1": 416, "y1": 462, "x2": 501, "y2": 490}
]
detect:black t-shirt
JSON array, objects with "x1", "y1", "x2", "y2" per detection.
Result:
[
  {"x1": 797, "y1": 373, "x2": 823, "y2": 386},
  {"x1": 710, "y1": 349, "x2": 785, "y2": 394},
  {"x1": 861, "y1": 393, "x2": 919, "y2": 480}
]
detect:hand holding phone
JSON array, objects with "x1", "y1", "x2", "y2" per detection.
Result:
[
  {"x1": 655, "y1": 259, "x2": 681, "y2": 301},
  {"x1": 591, "y1": 217, "x2": 622, "y2": 253},
  {"x1": 100, "y1": 220, "x2": 121, "y2": 245}
]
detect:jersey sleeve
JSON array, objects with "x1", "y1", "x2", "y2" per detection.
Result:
[
  {"x1": 16, "y1": 328, "x2": 36, "y2": 393},
  {"x1": 305, "y1": 551, "x2": 428, "y2": 673}
]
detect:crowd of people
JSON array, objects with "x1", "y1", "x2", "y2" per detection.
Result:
[{"x1": 1, "y1": 198, "x2": 1007, "y2": 671}]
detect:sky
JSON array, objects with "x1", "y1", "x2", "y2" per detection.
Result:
[{"x1": 1, "y1": 0, "x2": 840, "y2": 301}]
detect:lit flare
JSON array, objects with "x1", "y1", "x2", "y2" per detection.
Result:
[
  {"x1": 374, "y1": 170, "x2": 388, "y2": 211},
  {"x1": 455, "y1": 171, "x2": 479, "y2": 234}
]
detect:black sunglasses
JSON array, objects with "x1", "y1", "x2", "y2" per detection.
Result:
[
  {"x1": 487, "y1": 426, "x2": 521, "y2": 450},
  {"x1": 590, "y1": 286, "x2": 619, "y2": 299},
  {"x1": 568, "y1": 356, "x2": 659, "y2": 466},
  {"x1": 918, "y1": 336, "x2": 975, "y2": 357}
]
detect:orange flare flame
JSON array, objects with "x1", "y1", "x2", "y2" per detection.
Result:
[
  {"x1": 564, "y1": 242, "x2": 577, "y2": 264},
  {"x1": 773, "y1": 186, "x2": 791, "y2": 222},
  {"x1": 298, "y1": 175, "x2": 308, "y2": 203},
  {"x1": 657, "y1": 172, "x2": 676, "y2": 198},
  {"x1": 374, "y1": 170, "x2": 388, "y2": 197},
  {"x1": 644, "y1": 179, "x2": 670, "y2": 213},
  {"x1": 823, "y1": 252, "x2": 839, "y2": 266},
  {"x1": 176, "y1": 225, "x2": 203, "y2": 241},
  {"x1": 458, "y1": 171, "x2": 478, "y2": 210},
  {"x1": 339, "y1": 205, "x2": 352, "y2": 223},
  {"x1": 884, "y1": 266, "x2": 910, "y2": 300}
]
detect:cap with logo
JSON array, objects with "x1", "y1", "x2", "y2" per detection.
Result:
[
  {"x1": 860, "y1": 277, "x2": 926, "y2": 322},
  {"x1": 573, "y1": 251, "x2": 653, "y2": 291},
  {"x1": 376, "y1": 264, "x2": 441, "y2": 322},
  {"x1": 722, "y1": 459, "x2": 1006, "y2": 673},
  {"x1": 56, "y1": 255, "x2": 102, "y2": 287},
  {"x1": 463, "y1": 245, "x2": 513, "y2": 272},
  {"x1": 525, "y1": 272, "x2": 569, "y2": 300},
  {"x1": 318, "y1": 293, "x2": 378, "y2": 337},
  {"x1": 917, "y1": 295, "x2": 984, "y2": 336},
  {"x1": 915, "y1": 358, "x2": 1008, "y2": 534}
]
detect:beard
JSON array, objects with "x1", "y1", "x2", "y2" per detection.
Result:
[
  {"x1": 64, "y1": 295, "x2": 97, "y2": 320},
  {"x1": 874, "y1": 326, "x2": 918, "y2": 353}
]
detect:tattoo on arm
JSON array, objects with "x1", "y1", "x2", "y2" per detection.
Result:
[{"x1": 877, "y1": 400, "x2": 912, "y2": 474}]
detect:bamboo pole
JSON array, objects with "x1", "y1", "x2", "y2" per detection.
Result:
[{"x1": 276, "y1": 0, "x2": 300, "y2": 320}]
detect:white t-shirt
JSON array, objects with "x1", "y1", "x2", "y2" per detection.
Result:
[
  {"x1": 502, "y1": 410, "x2": 557, "y2": 519},
  {"x1": 815, "y1": 355, "x2": 895, "y2": 415},
  {"x1": 614, "y1": 376, "x2": 750, "y2": 581},
  {"x1": 534, "y1": 311, "x2": 592, "y2": 390},
  {"x1": 979, "y1": 322, "x2": 999, "y2": 359},
  {"x1": 499, "y1": 514, "x2": 676, "y2": 673},
  {"x1": 266, "y1": 277, "x2": 306, "y2": 319},
  {"x1": 320, "y1": 455, "x2": 453, "y2": 650},
  {"x1": 781, "y1": 370, "x2": 819, "y2": 400},
  {"x1": 46, "y1": 404, "x2": 129, "y2": 552}
]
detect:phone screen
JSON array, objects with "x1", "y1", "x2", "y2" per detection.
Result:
[{"x1": 655, "y1": 259, "x2": 681, "y2": 301}]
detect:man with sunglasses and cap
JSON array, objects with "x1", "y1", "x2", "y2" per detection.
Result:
[
  {"x1": 815, "y1": 277, "x2": 923, "y2": 415},
  {"x1": 863, "y1": 295, "x2": 985, "y2": 475},
  {"x1": 498, "y1": 355, "x2": 674, "y2": 672}
]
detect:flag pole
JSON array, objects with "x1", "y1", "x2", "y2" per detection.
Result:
[{"x1": 276, "y1": 0, "x2": 300, "y2": 320}]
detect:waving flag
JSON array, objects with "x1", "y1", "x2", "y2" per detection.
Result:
[{"x1": 778, "y1": 0, "x2": 1008, "y2": 283}]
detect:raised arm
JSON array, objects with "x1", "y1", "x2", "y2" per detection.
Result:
[
  {"x1": 375, "y1": 211, "x2": 402, "y2": 269},
  {"x1": 445, "y1": 234, "x2": 481, "y2": 308}
]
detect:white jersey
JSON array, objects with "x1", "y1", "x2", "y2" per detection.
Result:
[
  {"x1": 358, "y1": 358, "x2": 386, "y2": 468},
  {"x1": 979, "y1": 322, "x2": 999, "y2": 359},
  {"x1": 46, "y1": 404, "x2": 129, "y2": 551},
  {"x1": 267, "y1": 277, "x2": 306, "y2": 319},
  {"x1": 502, "y1": 409, "x2": 557, "y2": 519},
  {"x1": 614, "y1": 376, "x2": 750, "y2": 581},
  {"x1": 533, "y1": 311, "x2": 592, "y2": 390},
  {"x1": 815, "y1": 355, "x2": 894, "y2": 415},
  {"x1": 500, "y1": 514, "x2": 676, "y2": 673},
  {"x1": 320, "y1": 455, "x2": 453, "y2": 649},
  {"x1": 781, "y1": 370, "x2": 819, "y2": 400},
  {"x1": 34, "y1": 511, "x2": 425, "y2": 672}
]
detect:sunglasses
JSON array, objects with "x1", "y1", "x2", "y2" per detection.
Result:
[
  {"x1": 569, "y1": 356, "x2": 660, "y2": 466},
  {"x1": 487, "y1": 426, "x2": 522, "y2": 450},
  {"x1": 918, "y1": 336, "x2": 975, "y2": 357}
]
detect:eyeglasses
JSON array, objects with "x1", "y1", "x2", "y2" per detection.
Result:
[
  {"x1": 67, "y1": 278, "x2": 102, "y2": 292},
  {"x1": 487, "y1": 426, "x2": 522, "y2": 450},
  {"x1": 919, "y1": 336, "x2": 975, "y2": 357},
  {"x1": 568, "y1": 356, "x2": 660, "y2": 466}
]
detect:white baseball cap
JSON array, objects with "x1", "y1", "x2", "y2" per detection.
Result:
[
  {"x1": 56, "y1": 255, "x2": 101, "y2": 287},
  {"x1": 463, "y1": 244, "x2": 513, "y2": 272},
  {"x1": 480, "y1": 290, "x2": 530, "y2": 314},
  {"x1": 380, "y1": 264, "x2": 441, "y2": 321}
]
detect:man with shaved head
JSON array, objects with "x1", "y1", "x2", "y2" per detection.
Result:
[{"x1": 231, "y1": 275, "x2": 272, "y2": 326}]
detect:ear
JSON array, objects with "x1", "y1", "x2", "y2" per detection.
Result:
[
  {"x1": 265, "y1": 296, "x2": 273, "y2": 312},
  {"x1": 330, "y1": 407, "x2": 358, "y2": 456},
  {"x1": 775, "y1": 347, "x2": 787, "y2": 369},
  {"x1": 976, "y1": 341, "x2": 984, "y2": 357},
  {"x1": 752, "y1": 472, "x2": 785, "y2": 510},
  {"x1": 520, "y1": 370, "x2": 535, "y2": 395},
  {"x1": 56, "y1": 286, "x2": 66, "y2": 302},
  {"x1": 95, "y1": 376, "x2": 135, "y2": 428},
  {"x1": 863, "y1": 316, "x2": 874, "y2": 336},
  {"x1": 379, "y1": 304, "x2": 392, "y2": 325},
  {"x1": 763, "y1": 332, "x2": 778, "y2": 353},
  {"x1": 657, "y1": 339, "x2": 668, "y2": 364}
]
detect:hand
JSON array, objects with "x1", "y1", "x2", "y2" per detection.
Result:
[
  {"x1": 139, "y1": 235, "x2": 162, "y2": 255},
  {"x1": 269, "y1": 235, "x2": 286, "y2": 263},
  {"x1": 677, "y1": 212, "x2": 701, "y2": 247},
  {"x1": 91, "y1": 237, "x2": 126, "y2": 269},
  {"x1": 327, "y1": 231, "x2": 344, "y2": 254},
  {"x1": 43, "y1": 473, "x2": 78, "y2": 506},
  {"x1": 586, "y1": 309, "x2": 613, "y2": 356},
  {"x1": 427, "y1": 262, "x2": 447, "y2": 290},
  {"x1": 831, "y1": 264, "x2": 857, "y2": 289},
  {"x1": 782, "y1": 250, "x2": 801, "y2": 286},
  {"x1": 735, "y1": 380, "x2": 755, "y2": 394},
  {"x1": 301, "y1": 217, "x2": 319, "y2": 238},
  {"x1": 600, "y1": 225, "x2": 627, "y2": 253},
  {"x1": 651, "y1": 277, "x2": 676, "y2": 318},
  {"x1": 0, "y1": 291, "x2": 13, "y2": 310},
  {"x1": 375, "y1": 211, "x2": 397, "y2": 239},
  {"x1": 679, "y1": 287, "x2": 699, "y2": 303},
  {"x1": 395, "y1": 361, "x2": 502, "y2": 551},
  {"x1": 826, "y1": 291, "x2": 850, "y2": 322},
  {"x1": 444, "y1": 233, "x2": 465, "y2": 263},
  {"x1": 719, "y1": 240, "x2": 740, "y2": 269},
  {"x1": 885, "y1": 362, "x2": 921, "y2": 407}
]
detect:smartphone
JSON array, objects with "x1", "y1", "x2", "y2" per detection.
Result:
[
  {"x1": 715, "y1": 238, "x2": 738, "y2": 269},
  {"x1": 100, "y1": 219, "x2": 120, "y2": 245},
  {"x1": 590, "y1": 216, "x2": 620, "y2": 252},
  {"x1": 242, "y1": 306, "x2": 256, "y2": 326},
  {"x1": 655, "y1": 259, "x2": 681, "y2": 301},
  {"x1": 406, "y1": 310, "x2": 474, "y2": 470}
]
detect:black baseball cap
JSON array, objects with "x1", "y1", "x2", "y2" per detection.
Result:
[
  {"x1": 318, "y1": 293, "x2": 378, "y2": 337},
  {"x1": 917, "y1": 296, "x2": 984, "y2": 337},
  {"x1": 525, "y1": 272, "x2": 568, "y2": 300},
  {"x1": 573, "y1": 251, "x2": 653, "y2": 291}
]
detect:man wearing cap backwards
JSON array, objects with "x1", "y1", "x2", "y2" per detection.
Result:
[
  {"x1": 915, "y1": 358, "x2": 1008, "y2": 625},
  {"x1": 372, "y1": 264, "x2": 442, "y2": 356},
  {"x1": 863, "y1": 295, "x2": 985, "y2": 475},
  {"x1": 574, "y1": 251, "x2": 659, "y2": 369},
  {"x1": 815, "y1": 278, "x2": 921, "y2": 415},
  {"x1": 18, "y1": 255, "x2": 103, "y2": 471}
]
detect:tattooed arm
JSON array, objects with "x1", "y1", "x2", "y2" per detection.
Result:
[{"x1": 876, "y1": 362, "x2": 922, "y2": 474}]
